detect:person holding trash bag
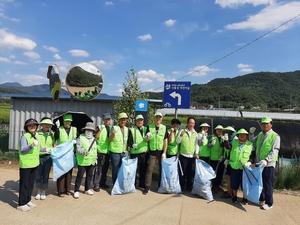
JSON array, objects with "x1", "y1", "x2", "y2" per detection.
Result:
[
  {"x1": 93, "y1": 113, "x2": 111, "y2": 192},
  {"x1": 35, "y1": 117, "x2": 55, "y2": 201},
  {"x1": 73, "y1": 122, "x2": 97, "y2": 199},
  {"x1": 143, "y1": 112, "x2": 168, "y2": 195},
  {"x1": 249, "y1": 116, "x2": 280, "y2": 210},
  {"x1": 17, "y1": 118, "x2": 40, "y2": 212},
  {"x1": 228, "y1": 128, "x2": 252, "y2": 204},
  {"x1": 54, "y1": 114, "x2": 78, "y2": 197},
  {"x1": 196, "y1": 122, "x2": 211, "y2": 164},
  {"x1": 176, "y1": 117, "x2": 199, "y2": 192},
  {"x1": 166, "y1": 118, "x2": 181, "y2": 158},
  {"x1": 127, "y1": 114, "x2": 149, "y2": 189},
  {"x1": 109, "y1": 112, "x2": 129, "y2": 185}
]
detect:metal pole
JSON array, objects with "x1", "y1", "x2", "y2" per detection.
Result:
[{"x1": 175, "y1": 108, "x2": 178, "y2": 119}]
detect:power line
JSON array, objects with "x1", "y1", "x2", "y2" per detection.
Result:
[{"x1": 153, "y1": 13, "x2": 300, "y2": 91}]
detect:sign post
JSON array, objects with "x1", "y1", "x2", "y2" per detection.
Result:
[
  {"x1": 163, "y1": 81, "x2": 191, "y2": 110},
  {"x1": 135, "y1": 99, "x2": 149, "y2": 125}
]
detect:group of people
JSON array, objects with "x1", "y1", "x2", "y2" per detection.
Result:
[{"x1": 17, "y1": 111, "x2": 280, "y2": 212}]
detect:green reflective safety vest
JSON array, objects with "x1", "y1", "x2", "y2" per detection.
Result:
[
  {"x1": 167, "y1": 129, "x2": 180, "y2": 156},
  {"x1": 109, "y1": 125, "x2": 128, "y2": 153},
  {"x1": 199, "y1": 135, "x2": 210, "y2": 157},
  {"x1": 130, "y1": 126, "x2": 148, "y2": 154},
  {"x1": 149, "y1": 124, "x2": 166, "y2": 151},
  {"x1": 96, "y1": 125, "x2": 110, "y2": 154},
  {"x1": 57, "y1": 126, "x2": 77, "y2": 145},
  {"x1": 18, "y1": 133, "x2": 39, "y2": 168},
  {"x1": 209, "y1": 135, "x2": 224, "y2": 161},
  {"x1": 229, "y1": 139, "x2": 253, "y2": 170},
  {"x1": 76, "y1": 135, "x2": 97, "y2": 166},
  {"x1": 256, "y1": 131, "x2": 279, "y2": 162},
  {"x1": 180, "y1": 130, "x2": 197, "y2": 155},
  {"x1": 36, "y1": 130, "x2": 55, "y2": 156}
]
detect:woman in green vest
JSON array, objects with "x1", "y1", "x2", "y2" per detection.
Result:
[
  {"x1": 196, "y1": 122, "x2": 211, "y2": 164},
  {"x1": 166, "y1": 118, "x2": 181, "y2": 158},
  {"x1": 17, "y1": 118, "x2": 40, "y2": 212},
  {"x1": 74, "y1": 122, "x2": 97, "y2": 199},
  {"x1": 229, "y1": 128, "x2": 252, "y2": 204},
  {"x1": 35, "y1": 117, "x2": 55, "y2": 201}
]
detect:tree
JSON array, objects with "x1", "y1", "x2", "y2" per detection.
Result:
[{"x1": 114, "y1": 68, "x2": 149, "y2": 127}]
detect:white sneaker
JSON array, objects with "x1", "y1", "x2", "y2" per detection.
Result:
[
  {"x1": 27, "y1": 201, "x2": 37, "y2": 208},
  {"x1": 35, "y1": 193, "x2": 41, "y2": 200},
  {"x1": 261, "y1": 204, "x2": 273, "y2": 210},
  {"x1": 17, "y1": 205, "x2": 31, "y2": 212},
  {"x1": 85, "y1": 190, "x2": 94, "y2": 195},
  {"x1": 40, "y1": 191, "x2": 46, "y2": 200},
  {"x1": 74, "y1": 191, "x2": 80, "y2": 199}
]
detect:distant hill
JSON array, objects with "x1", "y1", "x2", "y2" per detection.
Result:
[{"x1": 147, "y1": 70, "x2": 300, "y2": 110}]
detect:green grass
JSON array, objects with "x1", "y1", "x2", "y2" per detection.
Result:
[
  {"x1": 0, "y1": 103, "x2": 10, "y2": 124},
  {"x1": 275, "y1": 160, "x2": 300, "y2": 190}
]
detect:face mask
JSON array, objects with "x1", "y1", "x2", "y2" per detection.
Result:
[{"x1": 85, "y1": 130, "x2": 93, "y2": 138}]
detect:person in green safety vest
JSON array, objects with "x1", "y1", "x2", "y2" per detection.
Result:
[
  {"x1": 127, "y1": 114, "x2": 149, "y2": 189},
  {"x1": 176, "y1": 117, "x2": 199, "y2": 192},
  {"x1": 109, "y1": 112, "x2": 129, "y2": 185},
  {"x1": 142, "y1": 112, "x2": 168, "y2": 195},
  {"x1": 54, "y1": 114, "x2": 78, "y2": 197},
  {"x1": 93, "y1": 113, "x2": 111, "y2": 192},
  {"x1": 196, "y1": 122, "x2": 211, "y2": 164},
  {"x1": 228, "y1": 128, "x2": 252, "y2": 204},
  {"x1": 34, "y1": 117, "x2": 55, "y2": 201},
  {"x1": 249, "y1": 116, "x2": 280, "y2": 210},
  {"x1": 166, "y1": 118, "x2": 181, "y2": 158},
  {"x1": 17, "y1": 118, "x2": 40, "y2": 212}
]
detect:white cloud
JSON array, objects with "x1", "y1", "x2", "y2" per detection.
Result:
[
  {"x1": 147, "y1": 88, "x2": 163, "y2": 93},
  {"x1": 137, "y1": 34, "x2": 152, "y2": 41},
  {"x1": 9, "y1": 54, "x2": 15, "y2": 58},
  {"x1": 164, "y1": 19, "x2": 176, "y2": 27},
  {"x1": 6, "y1": 71, "x2": 10, "y2": 74},
  {"x1": 23, "y1": 51, "x2": 40, "y2": 59},
  {"x1": 188, "y1": 66, "x2": 219, "y2": 76},
  {"x1": 240, "y1": 68, "x2": 254, "y2": 73},
  {"x1": 0, "y1": 12, "x2": 20, "y2": 22},
  {"x1": 43, "y1": 45, "x2": 59, "y2": 52},
  {"x1": 39, "y1": 67, "x2": 48, "y2": 72},
  {"x1": 68, "y1": 49, "x2": 89, "y2": 57},
  {"x1": 53, "y1": 53, "x2": 61, "y2": 60},
  {"x1": 225, "y1": 2, "x2": 300, "y2": 32},
  {"x1": 215, "y1": 0, "x2": 275, "y2": 8},
  {"x1": 116, "y1": 83, "x2": 122, "y2": 87},
  {"x1": 115, "y1": 88, "x2": 123, "y2": 95},
  {"x1": 137, "y1": 69, "x2": 166, "y2": 82},
  {"x1": 179, "y1": 22, "x2": 199, "y2": 39},
  {"x1": 0, "y1": 56, "x2": 10, "y2": 63},
  {"x1": 0, "y1": 29, "x2": 36, "y2": 50},
  {"x1": 237, "y1": 63, "x2": 251, "y2": 68},
  {"x1": 51, "y1": 61, "x2": 72, "y2": 73},
  {"x1": 89, "y1": 60, "x2": 114, "y2": 69},
  {"x1": 105, "y1": 1, "x2": 113, "y2": 5},
  {"x1": 108, "y1": 83, "x2": 113, "y2": 86},
  {"x1": 238, "y1": 63, "x2": 254, "y2": 73},
  {"x1": 138, "y1": 77, "x2": 153, "y2": 85},
  {"x1": 13, "y1": 74, "x2": 48, "y2": 86},
  {"x1": 13, "y1": 60, "x2": 27, "y2": 65},
  {"x1": 172, "y1": 71, "x2": 184, "y2": 75}
]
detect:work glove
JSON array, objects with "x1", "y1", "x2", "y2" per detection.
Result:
[
  {"x1": 32, "y1": 140, "x2": 39, "y2": 147},
  {"x1": 73, "y1": 139, "x2": 77, "y2": 144},
  {"x1": 46, "y1": 148, "x2": 52, "y2": 153},
  {"x1": 218, "y1": 155, "x2": 224, "y2": 162},
  {"x1": 180, "y1": 130, "x2": 185, "y2": 136},
  {"x1": 112, "y1": 126, "x2": 120, "y2": 134},
  {"x1": 55, "y1": 120, "x2": 60, "y2": 128},
  {"x1": 243, "y1": 161, "x2": 252, "y2": 168},
  {"x1": 124, "y1": 151, "x2": 130, "y2": 158},
  {"x1": 224, "y1": 159, "x2": 229, "y2": 168},
  {"x1": 170, "y1": 128, "x2": 175, "y2": 133},
  {"x1": 198, "y1": 133, "x2": 203, "y2": 139},
  {"x1": 146, "y1": 132, "x2": 152, "y2": 138},
  {"x1": 260, "y1": 160, "x2": 268, "y2": 167},
  {"x1": 224, "y1": 133, "x2": 229, "y2": 141},
  {"x1": 161, "y1": 153, "x2": 166, "y2": 160},
  {"x1": 84, "y1": 151, "x2": 89, "y2": 156},
  {"x1": 208, "y1": 139, "x2": 216, "y2": 148},
  {"x1": 249, "y1": 127, "x2": 256, "y2": 134},
  {"x1": 132, "y1": 143, "x2": 138, "y2": 149},
  {"x1": 99, "y1": 124, "x2": 105, "y2": 130}
]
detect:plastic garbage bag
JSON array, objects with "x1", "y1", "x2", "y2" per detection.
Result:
[{"x1": 158, "y1": 156, "x2": 182, "y2": 194}]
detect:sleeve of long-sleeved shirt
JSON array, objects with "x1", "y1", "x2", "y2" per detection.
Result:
[
  {"x1": 20, "y1": 136, "x2": 33, "y2": 153},
  {"x1": 54, "y1": 128, "x2": 60, "y2": 141},
  {"x1": 76, "y1": 137, "x2": 86, "y2": 155},
  {"x1": 127, "y1": 129, "x2": 133, "y2": 148},
  {"x1": 176, "y1": 129, "x2": 184, "y2": 144},
  {"x1": 266, "y1": 135, "x2": 280, "y2": 162},
  {"x1": 195, "y1": 135, "x2": 200, "y2": 154}
]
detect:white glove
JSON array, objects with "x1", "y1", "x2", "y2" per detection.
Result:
[
  {"x1": 260, "y1": 160, "x2": 268, "y2": 167},
  {"x1": 73, "y1": 139, "x2": 77, "y2": 144},
  {"x1": 170, "y1": 128, "x2": 174, "y2": 132},
  {"x1": 99, "y1": 124, "x2": 105, "y2": 130},
  {"x1": 203, "y1": 132, "x2": 208, "y2": 137},
  {"x1": 249, "y1": 127, "x2": 256, "y2": 134},
  {"x1": 113, "y1": 126, "x2": 120, "y2": 134},
  {"x1": 224, "y1": 133, "x2": 229, "y2": 141},
  {"x1": 146, "y1": 132, "x2": 152, "y2": 138},
  {"x1": 84, "y1": 151, "x2": 89, "y2": 156},
  {"x1": 124, "y1": 151, "x2": 130, "y2": 158},
  {"x1": 46, "y1": 148, "x2": 52, "y2": 153},
  {"x1": 161, "y1": 153, "x2": 166, "y2": 160},
  {"x1": 198, "y1": 133, "x2": 203, "y2": 139},
  {"x1": 32, "y1": 140, "x2": 39, "y2": 146},
  {"x1": 218, "y1": 156, "x2": 224, "y2": 162},
  {"x1": 132, "y1": 143, "x2": 138, "y2": 149},
  {"x1": 180, "y1": 130, "x2": 185, "y2": 136},
  {"x1": 224, "y1": 159, "x2": 229, "y2": 168},
  {"x1": 243, "y1": 161, "x2": 252, "y2": 168},
  {"x1": 55, "y1": 120, "x2": 60, "y2": 128},
  {"x1": 211, "y1": 139, "x2": 216, "y2": 146}
]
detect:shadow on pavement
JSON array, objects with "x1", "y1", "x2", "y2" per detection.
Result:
[{"x1": 0, "y1": 180, "x2": 19, "y2": 208}]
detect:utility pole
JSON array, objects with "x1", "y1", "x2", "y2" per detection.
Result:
[
  {"x1": 290, "y1": 95, "x2": 292, "y2": 112},
  {"x1": 218, "y1": 95, "x2": 220, "y2": 110}
]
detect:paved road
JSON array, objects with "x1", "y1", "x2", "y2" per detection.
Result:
[{"x1": 0, "y1": 166, "x2": 299, "y2": 225}]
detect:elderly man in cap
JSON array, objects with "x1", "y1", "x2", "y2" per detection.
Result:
[
  {"x1": 196, "y1": 122, "x2": 211, "y2": 164},
  {"x1": 74, "y1": 122, "x2": 97, "y2": 199},
  {"x1": 165, "y1": 118, "x2": 181, "y2": 158},
  {"x1": 249, "y1": 116, "x2": 280, "y2": 210},
  {"x1": 93, "y1": 113, "x2": 112, "y2": 191},
  {"x1": 54, "y1": 114, "x2": 78, "y2": 197},
  {"x1": 109, "y1": 112, "x2": 129, "y2": 185},
  {"x1": 143, "y1": 112, "x2": 168, "y2": 195},
  {"x1": 127, "y1": 114, "x2": 149, "y2": 189}
]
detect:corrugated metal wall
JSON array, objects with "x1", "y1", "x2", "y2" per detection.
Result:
[{"x1": 9, "y1": 97, "x2": 114, "y2": 150}]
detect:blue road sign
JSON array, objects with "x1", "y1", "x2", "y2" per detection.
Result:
[
  {"x1": 163, "y1": 81, "x2": 191, "y2": 108},
  {"x1": 135, "y1": 100, "x2": 149, "y2": 112}
]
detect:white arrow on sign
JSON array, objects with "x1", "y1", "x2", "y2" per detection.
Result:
[{"x1": 170, "y1": 91, "x2": 182, "y2": 105}]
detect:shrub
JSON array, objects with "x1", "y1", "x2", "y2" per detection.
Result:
[{"x1": 275, "y1": 160, "x2": 300, "y2": 190}]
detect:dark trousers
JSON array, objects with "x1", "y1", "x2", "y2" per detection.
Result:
[
  {"x1": 110, "y1": 152, "x2": 125, "y2": 184},
  {"x1": 210, "y1": 160, "x2": 225, "y2": 189},
  {"x1": 131, "y1": 152, "x2": 149, "y2": 188},
  {"x1": 145, "y1": 153, "x2": 162, "y2": 188},
  {"x1": 19, "y1": 167, "x2": 37, "y2": 206},
  {"x1": 35, "y1": 155, "x2": 52, "y2": 190},
  {"x1": 260, "y1": 167, "x2": 275, "y2": 206},
  {"x1": 93, "y1": 153, "x2": 109, "y2": 187},
  {"x1": 75, "y1": 165, "x2": 95, "y2": 192},
  {"x1": 200, "y1": 156, "x2": 210, "y2": 164},
  {"x1": 56, "y1": 168, "x2": 73, "y2": 194},
  {"x1": 178, "y1": 155, "x2": 194, "y2": 190}
]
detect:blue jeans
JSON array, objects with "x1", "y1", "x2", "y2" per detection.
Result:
[
  {"x1": 35, "y1": 155, "x2": 52, "y2": 190},
  {"x1": 260, "y1": 167, "x2": 275, "y2": 206},
  {"x1": 110, "y1": 152, "x2": 125, "y2": 184}
]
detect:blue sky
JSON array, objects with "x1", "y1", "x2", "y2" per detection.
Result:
[{"x1": 0, "y1": 0, "x2": 299, "y2": 96}]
